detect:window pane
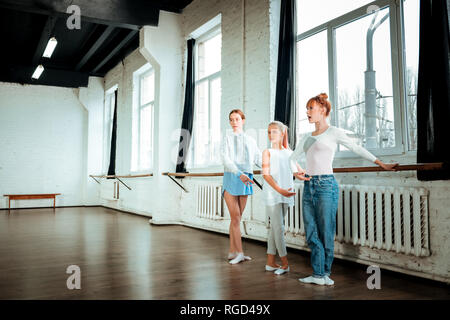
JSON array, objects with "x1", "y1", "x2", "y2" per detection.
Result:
[
  {"x1": 139, "y1": 105, "x2": 152, "y2": 170},
  {"x1": 403, "y1": 0, "x2": 419, "y2": 151},
  {"x1": 296, "y1": 30, "x2": 328, "y2": 139},
  {"x1": 210, "y1": 77, "x2": 221, "y2": 164},
  {"x1": 198, "y1": 33, "x2": 221, "y2": 79},
  {"x1": 335, "y1": 6, "x2": 395, "y2": 150},
  {"x1": 297, "y1": 0, "x2": 374, "y2": 34},
  {"x1": 193, "y1": 81, "x2": 209, "y2": 166},
  {"x1": 141, "y1": 70, "x2": 155, "y2": 106}
]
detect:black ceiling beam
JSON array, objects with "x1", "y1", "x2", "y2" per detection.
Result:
[
  {"x1": 75, "y1": 26, "x2": 115, "y2": 71},
  {"x1": 92, "y1": 30, "x2": 139, "y2": 74},
  {"x1": 32, "y1": 15, "x2": 58, "y2": 66},
  {"x1": 0, "y1": 0, "x2": 159, "y2": 29},
  {"x1": 151, "y1": 1, "x2": 191, "y2": 13},
  {"x1": 0, "y1": 64, "x2": 89, "y2": 88}
]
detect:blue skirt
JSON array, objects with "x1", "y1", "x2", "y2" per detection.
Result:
[{"x1": 222, "y1": 172, "x2": 254, "y2": 197}]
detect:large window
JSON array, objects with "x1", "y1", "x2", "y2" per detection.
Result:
[
  {"x1": 103, "y1": 86, "x2": 117, "y2": 173},
  {"x1": 295, "y1": 0, "x2": 419, "y2": 155},
  {"x1": 131, "y1": 64, "x2": 154, "y2": 172},
  {"x1": 188, "y1": 25, "x2": 222, "y2": 168}
]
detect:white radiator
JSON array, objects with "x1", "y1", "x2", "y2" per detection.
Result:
[
  {"x1": 196, "y1": 183, "x2": 224, "y2": 220},
  {"x1": 286, "y1": 184, "x2": 430, "y2": 257}
]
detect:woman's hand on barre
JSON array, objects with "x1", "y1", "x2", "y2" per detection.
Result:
[{"x1": 375, "y1": 159, "x2": 399, "y2": 171}]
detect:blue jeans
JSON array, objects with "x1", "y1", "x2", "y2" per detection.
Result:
[{"x1": 302, "y1": 175, "x2": 339, "y2": 278}]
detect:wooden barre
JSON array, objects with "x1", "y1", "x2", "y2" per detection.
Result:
[
  {"x1": 89, "y1": 174, "x2": 153, "y2": 178},
  {"x1": 333, "y1": 162, "x2": 444, "y2": 173},
  {"x1": 162, "y1": 162, "x2": 444, "y2": 177}
]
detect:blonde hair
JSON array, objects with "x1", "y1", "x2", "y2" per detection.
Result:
[
  {"x1": 268, "y1": 121, "x2": 287, "y2": 133},
  {"x1": 268, "y1": 121, "x2": 289, "y2": 148}
]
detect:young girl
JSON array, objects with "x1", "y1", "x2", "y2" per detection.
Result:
[
  {"x1": 221, "y1": 109, "x2": 262, "y2": 264},
  {"x1": 290, "y1": 93, "x2": 397, "y2": 285},
  {"x1": 262, "y1": 121, "x2": 309, "y2": 275}
]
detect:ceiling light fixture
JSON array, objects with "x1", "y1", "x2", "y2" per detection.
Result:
[
  {"x1": 32, "y1": 65, "x2": 45, "y2": 79},
  {"x1": 42, "y1": 37, "x2": 58, "y2": 58}
]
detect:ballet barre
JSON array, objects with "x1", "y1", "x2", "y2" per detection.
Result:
[
  {"x1": 332, "y1": 162, "x2": 444, "y2": 173},
  {"x1": 162, "y1": 162, "x2": 444, "y2": 192},
  {"x1": 89, "y1": 173, "x2": 153, "y2": 190},
  {"x1": 162, "y1": 172, "x2": 263, "y2": 193}
]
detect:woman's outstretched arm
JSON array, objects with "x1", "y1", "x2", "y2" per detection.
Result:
[{"x1": 336, "y1": 128, "x2": 398, "y2": 171}]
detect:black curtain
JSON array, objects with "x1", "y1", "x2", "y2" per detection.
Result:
[
  {"x1": 107, "y1": 90, "x2": 118, "y2": 179},
  {"x1": 416, "y1": 0, "x2": 450, "y2": 180},
  {"x1": 176, "y1": 39, "x2": 196, "y2": 174},
  {"x1": 274, "y1": 0, "x2": 297, "y2": 148}
]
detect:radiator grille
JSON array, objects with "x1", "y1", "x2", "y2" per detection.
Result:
[{"x1": 286, "y1": 184, "x2": 430, "y2": 257}]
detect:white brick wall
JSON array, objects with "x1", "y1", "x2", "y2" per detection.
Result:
[{"x1": 0, "y1": 82, "x2": 87, "y2": 208}]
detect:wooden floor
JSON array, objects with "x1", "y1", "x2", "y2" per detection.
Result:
[{"x1": 0, "y1": 207, "x2": 448, "y2": 300}]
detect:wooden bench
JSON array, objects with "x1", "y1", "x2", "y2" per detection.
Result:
[{"x1": 3, "y1": 193, "x2": 61, "y2": 209}]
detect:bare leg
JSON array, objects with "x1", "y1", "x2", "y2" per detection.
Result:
[
  {"x1": 280, "y1": 255, "x2": 289, "y2": 269},
  {"x1": 224, "y1": 191, "x2": 243, "y2": 254},
  {"x1": 266, "y1": 254, "x2": 280, "y2": 268},
  {"x1": 237, "y1": 195, "x2": 248, "y2": 217}
]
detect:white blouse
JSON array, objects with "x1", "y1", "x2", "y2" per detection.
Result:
[
  {"x1": 220, "y1": 130, "x2": 262, "y2": 175},
  {"x1": 289, "y1": 126, "x2": 377, "y2": 176}
]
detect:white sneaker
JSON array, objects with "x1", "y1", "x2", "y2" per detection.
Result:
[
  {"x1": 265, "y1": 265, "x2": 280, "y2": 271},
  {"x1": 243, "y1": 255, "x2": 252, "y2": 261},
  {"x1": 229, "y1": 253, "x2": 245, "y2": 264},
  {"x1": 299, "y1": 276, "x2": 325, "y2": 285},
  {"x1": 274, "y1": 266, "x2": 290, "y2": 275},
  {"x1": 324, "y1": 276, "x2": 334, "y2": 286},
  {"x1": 228, "y1": 252, "x2": 237, "y2": 260}
]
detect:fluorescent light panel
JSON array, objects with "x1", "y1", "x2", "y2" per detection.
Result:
[
  {"x1": 32, "y1": 65, "x2": 45, "y2": 79},
  {"x1": 42, "y1": 37, "x2": 58, "y2": 58}
]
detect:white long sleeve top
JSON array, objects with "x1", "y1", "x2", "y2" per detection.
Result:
[
  {"x1": 220, "y1": 130, "x2": 262, "y2": 175},
  {"x1": 289, "y1": 126, "x2": 377, "y2": 176}
]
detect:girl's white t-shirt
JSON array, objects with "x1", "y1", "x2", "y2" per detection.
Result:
[{"x1": 264, "y1": 148, "x2": 298, "y2": 207}]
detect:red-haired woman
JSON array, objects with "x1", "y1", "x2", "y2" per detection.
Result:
[
  {"x1": 221, "y1": 109, "x2": 262, "y2": 264},
  {"x1": 290, "y1": 93, "x2": 397, "y2": 285}
]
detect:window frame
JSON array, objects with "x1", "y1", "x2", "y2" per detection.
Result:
[
  {"x1": 296, "y1": 0, "x2": 414, "y2": 158},
  {"x1": 131, "y1": 65, "x2": 155, "y2": 174},
  {"x1": 187, "y1": 24, "x2": 222, "y2": 170}
]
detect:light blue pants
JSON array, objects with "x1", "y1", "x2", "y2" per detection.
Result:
[
  {"x1": 266, "y1": 203, "x2": 288, "y2": 257},
  {"x1": 302, "y1": 175, "x2": 339, "y2": 278}
]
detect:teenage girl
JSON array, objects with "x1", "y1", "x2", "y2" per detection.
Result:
[
  {"x1": 290, "y1": 93, "x2": 398, "y2": 285},
  {"x1": 262, "y1": 121, "x2": 309, "y2": 275},
  {"x1": 221, "y1": 109, "x2": 262, "y2": 264}
]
